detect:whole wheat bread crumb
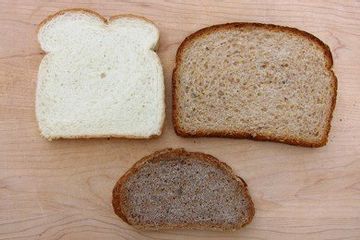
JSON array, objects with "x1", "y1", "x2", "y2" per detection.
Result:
[
  {"x1": 173, "y1": 23, "x2": 337, "y2": 147},
  {"x1": 112, "y1": 148, "x2": 255, "y2": 231}
]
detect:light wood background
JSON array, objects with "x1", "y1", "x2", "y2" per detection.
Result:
[{"x1": 0, "y1": 0, "x2": 359, "y2": 239}]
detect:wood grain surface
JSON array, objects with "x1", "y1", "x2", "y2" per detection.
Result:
[{"x1": 0, "y1": 0, "x2": 359, "y2": 239}]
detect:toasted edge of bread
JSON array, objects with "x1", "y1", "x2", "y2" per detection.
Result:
[
  {"x1": 172, "y1": 23, "x2": 337, "y2": 147},
  {"x1": 112, "y1": 148, "x2": 255, "y2": 231}
]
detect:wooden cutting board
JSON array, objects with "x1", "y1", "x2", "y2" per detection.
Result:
[{"x1": 0, "y1": 0, "x2": 359, "y2": 239}]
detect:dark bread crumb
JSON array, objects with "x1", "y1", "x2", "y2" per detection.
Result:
[{"x1": 112, "y1": 148, "x2": 255, "y2": 231}]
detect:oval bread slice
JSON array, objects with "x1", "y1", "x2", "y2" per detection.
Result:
[{"x1": 112, "y1": 148, "x2": 255, "y2": 231}]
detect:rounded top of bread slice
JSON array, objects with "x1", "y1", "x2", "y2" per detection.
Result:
[
  {"x1": 112, "y1": 148, "x2": 255, "y2": 231},
  {"x1": 38, "y1": 8, "x2": 160, "y2": 52},
  {"x1": 36, "y1": 9, "x2": 165, "y2": 140},
  {"x1": 173, "y1": 23, "x2": 337, "y2": 147}
]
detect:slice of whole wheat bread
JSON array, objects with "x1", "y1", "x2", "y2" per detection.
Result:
[
  {"x1": 112, "y1": 148, "x2": 254, "y2": 231},
  {"x1": 173, "y1": 23, "x2": 337, "y2": 147}
]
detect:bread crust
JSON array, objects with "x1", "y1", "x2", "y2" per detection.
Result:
[
  {"x1": 172, "y1": 23, "x2": 337, "y2": 147},
  {"x1": 39, "y1": 8, "x2": 157, "y2": 33},
  {"x1": 112, "y1": 148, "x2": 255, "y2": 231},
  {"x1": 37, "y1": 9, "x2": 165, "y2": 140}
]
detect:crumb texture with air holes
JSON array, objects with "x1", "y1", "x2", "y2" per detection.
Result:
[
  {"x1": 112, "y1": 148, "x2": 254, "y2": 231},
  {"x1": 173, "y1": 23, "x2": 337, "y2": 147},
  {"x1": 36, "y1": 9, "x2": 164, "y2": 140}
]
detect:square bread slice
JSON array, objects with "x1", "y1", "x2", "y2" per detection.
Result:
[
  {"x1": 173, "y1": 23, "x2": 337, "y2": 147},
  {"x1": 36, "y1": 9, "x2": 165, "y2": 140}
]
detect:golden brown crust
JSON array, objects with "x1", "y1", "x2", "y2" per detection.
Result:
[
  {"x1": 42, "y1": 133, "x2": 161, "y2": 141},
  {"x1": 112, "y1": 148, "x2": 255, "y2": 231},
  {"x1": 38, "y1": 8, "x2": 157, "y2": 31},
  {"x1": 109, "y1": 14, "x2": 157, "y2": 25},
  {"x1": 172, "y1": 22, "x2": 337, "y2": 148},
  {"x1": 38, "y1": 8, "x2": 107, "y2": 33}
]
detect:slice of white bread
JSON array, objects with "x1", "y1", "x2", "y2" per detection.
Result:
[
  {"x1": 36, "y1": 9, "x2": 165, "y2": 140},
  {"x1": 173, "y1": 23, "x2": 337, "y2": 147},
  {"x1": 112, "y1": 148, "x2": 255, "y2": 231}
]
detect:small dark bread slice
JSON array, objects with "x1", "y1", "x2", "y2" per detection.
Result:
[
  {"x1": 112, "y1": 148, "x2": 255, "y2": 231},
  {"x1": 172, "y1": 23, "x2": 337, "y2": 147}
]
